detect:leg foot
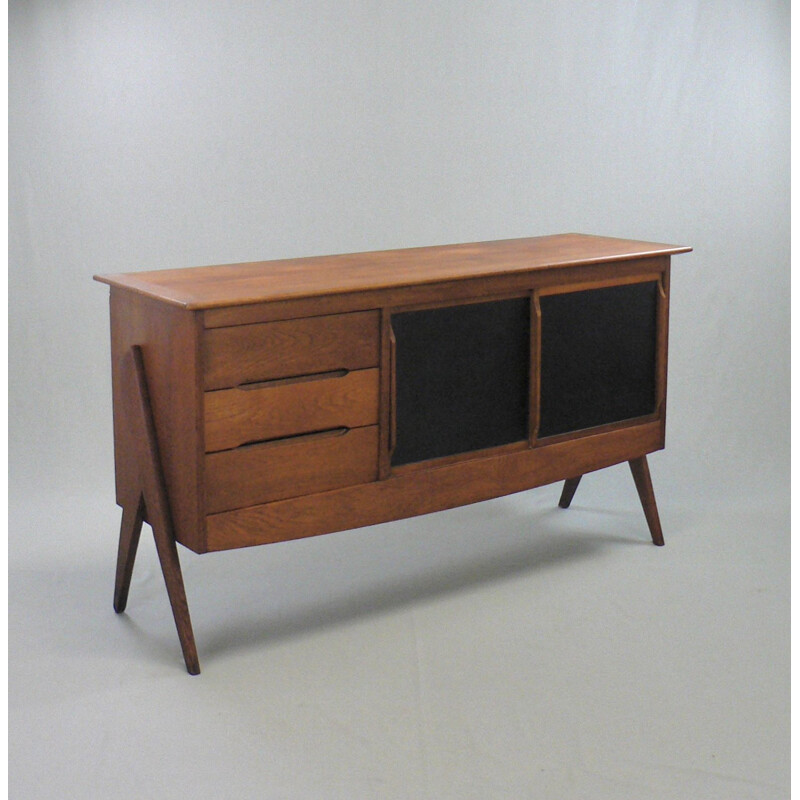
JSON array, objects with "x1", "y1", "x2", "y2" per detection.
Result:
[
  {"x1": 558, "y1": 476, "x2": 582, "y2": 509},
  {"x1": 628, "y1": 456, "x2": 664, "y2": 546}
]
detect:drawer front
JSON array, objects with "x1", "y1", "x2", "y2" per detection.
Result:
[
  {"x1": 203, "y1": 310, "x2": 380, "y2": 390},
  {"x1": 205, "y1": 368, "x2": 380, "y2": 452},
  {"x1": 205, "y1": 425, "x2": 379, "y2": 513}
]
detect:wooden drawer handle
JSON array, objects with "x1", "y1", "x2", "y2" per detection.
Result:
[
  {"x1": 238, "y1": 426, "x2": 350, "y2": 451},
  {"x1": 238, "y1": 369, "x2": 349, "y2": 391}
]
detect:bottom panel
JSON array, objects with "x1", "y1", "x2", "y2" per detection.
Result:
[{"x1": 205, "y1": 420, "x2": 663, "y2": 552}]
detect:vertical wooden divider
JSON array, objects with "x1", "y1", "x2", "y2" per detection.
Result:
[
  {"x1": 529, "y1": 290, "x2": 542, "y2": 446},
  {"x1": 655, "y1": 266, "x2": 671, "y2": 424},
  {"x1": 378, "y1": 308, "x2": 393, "y2": 480}
]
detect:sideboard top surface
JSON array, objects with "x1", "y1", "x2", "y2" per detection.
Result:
[{"x1": 94, "y1": 233, "x2": 691, "y2": 310}]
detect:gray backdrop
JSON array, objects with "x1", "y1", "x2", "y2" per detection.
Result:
[{"x1": 10, "y1": 2, "x2": 789, "y2": 798}]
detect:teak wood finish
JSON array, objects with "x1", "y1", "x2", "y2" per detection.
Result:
[
  {"x1": 114, "y1": 346, "x2": 200, "y2": 674},
  {"x1": 96, "y1": 233, "x2": 691, "y2": 673}
]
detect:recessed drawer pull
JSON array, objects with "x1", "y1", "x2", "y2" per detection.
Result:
[
  {"x1": 238, "y1": 369, "x2": 348, "y2": 391},
  {"x1": 205, "y1": 425, "x2": 380, "y2": 513},
  {"x1": 203, "y1": 311, "x2": 380, "y2": 390},
  {"x1": 238, "y1": 426, "x2": 350, "y2": 451},
  {"x1": 204, "y1": 367, "x2": 380, "y2": 453}
]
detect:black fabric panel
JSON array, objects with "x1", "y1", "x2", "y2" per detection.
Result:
[
  {"x1": 538, "y1": 281, "x2": 658, "y2": 438},
  {"x1": 391, "y1": 298, "x2": 530, "y2": 466}
]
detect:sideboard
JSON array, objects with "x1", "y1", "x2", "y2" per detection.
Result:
[{"x1": 95, "y1": 233, "x2": 691, "y2": 673}]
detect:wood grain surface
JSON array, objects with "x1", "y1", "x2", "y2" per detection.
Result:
[
  {"x1": 109, "y1": 289, "x2": 206, "y2": 552},
  {"x1": 206, "y1": 419, "x2": 663, "y2": 550},
  {"x1": 95, "y1": 234, "x2": 692, "y2": 309},
  {"x1": 204, "y1": 368, "x2": 379, "y2": 452},
  {"x1": 200, "y1": 257, "x2": 670, "y2": 329},
  {"x1": 203, "y1": 310, "x2": 380, "y2": 389},
  {"x1": 205, "y1": 425, "x2": 379, "y2": 513}
]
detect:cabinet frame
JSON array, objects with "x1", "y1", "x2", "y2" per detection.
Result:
[{"x1": 96, "y1": 235, "x2": 690, "y2": 673}]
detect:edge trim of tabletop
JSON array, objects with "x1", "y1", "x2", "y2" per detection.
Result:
[{"x1": 93, "y1": 236, "x2": 692, "y2": 310}]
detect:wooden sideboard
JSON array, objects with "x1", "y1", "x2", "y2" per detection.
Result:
[{"x1": 95, "y1": 233, "x2": 691, "y2": 673}]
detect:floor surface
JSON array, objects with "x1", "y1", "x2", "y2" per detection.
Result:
[{"x1": 9, "y1": 468, "x2": 789, "y2": 799}]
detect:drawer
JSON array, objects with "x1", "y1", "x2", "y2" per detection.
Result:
[
  {"x1": 204, "y1": 368, "x2": 380, "y2": 452},
  {"x1": 203, "y1": 310, "x2": 380, "y2": 390},
  {"x1": 205, "y1": 425, "x2": 379, "y2": 513}
]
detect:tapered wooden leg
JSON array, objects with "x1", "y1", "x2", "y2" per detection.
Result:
[
  {"x1": 628, "y1": 455, "x2": 664, "y2": 546},
  {"x1": 558, "y1": 476, "x2": 582, "y2": 509},
  {"x1": 113, "y1": 492, "x2": 145, "y2": 614},
  {"x1": 118, "y1": 345, "x2": 201, "y2": 674},
  {"x1": 150, "y1": 511, "x2": 201, "y2": 675}
]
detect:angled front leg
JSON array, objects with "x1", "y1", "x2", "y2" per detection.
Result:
[
  {"x1": 558, "y1": 459, "x2": 665, "y2": 546},
  {"x1": 558, "y1": 475, "x2": 582, "y2": 509},
  {"x1": 628, "y1": 455, "x2": 664, "y2": 546},
  {"x1": 118, "y1": 345, "x2": 201, "y2": 675}
]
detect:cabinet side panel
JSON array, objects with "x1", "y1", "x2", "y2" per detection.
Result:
[{"x1": 109, "y1": 289, "x2": 206, "y2": 552}]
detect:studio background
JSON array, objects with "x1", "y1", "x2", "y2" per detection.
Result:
[{"x1": 10, "y1": 1, "x2": 789, "y2": 798}]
